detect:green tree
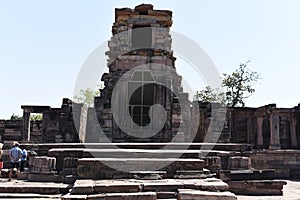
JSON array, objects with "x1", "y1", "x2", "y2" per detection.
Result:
[
  {"x1": 222, "y1": 60, "x2": 260, "y2": 107},
  {"x1": 73, "y1": 84, "x2": 102, "y2": 107},
  {"x1": 194, "y1": 86, "x2": 225, "y2": 104},
  {"x1": 195, "y1": 60, "x2": 260, "y2": 107},
  {"x1": 10, "y1": 113, "x2": 22, "y2": 120},
  {"x1": 30, "y1": 114, "x2": 43, "y2": 121}
]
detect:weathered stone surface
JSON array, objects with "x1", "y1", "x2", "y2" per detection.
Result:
[
  {"x1": 130, "y1": 171, "x2": 167, "y2": 179},
  {"x1": 61, "y1": 193, "x2": 88, "y2": 200},
  {"x1": 228, "y1": 156, "x2": 251, "y2": 170},
  {"x1": 71, "y1": 180, "x2": 95, "y2": 195},
  {"x1": 202, "y1": 156, "x2": 222, "y2": 172},
  {"x1": 178, "y1": 189, "x2": 237, "y2": 200},
  {"x1": 0, "y1": 181, "x2": 70, "y2": 194},
  {"x1": 219, "y1": 169, "x2": 275, "y2": 181},
  {"x1": 228, "y1": 180, "x2": 287, "y2": 195},
  {"x1": 94, "y1": 180, "x2": 142, "y2": 193},
  {"x1": 87, "y1": 192, "x2": 156, "y2": 200},
  {"x1": 195, "y1": 178, "x2": 229, "y2": 192},
  {"x1": 143, "y1": 180, "x2": 184, "y2": 192},
  {"x1": 250, "y1": 150, "x2": 300, "y2": 179},
  {"x1": 77, "y1": 158, "x2": 204, "y2": 179}
]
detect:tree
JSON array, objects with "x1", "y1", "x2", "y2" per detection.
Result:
[
  {"x1": 222, "y1": 60, "x2": 260, "y2": 107},
  {"x1": 195, "y1": 60, "x2": 260, "y2": 107},
  {"x1": 30, "y1": 114, "x2": 43, "y2": 121},
  {"x1": 194, "y1": 86, "x2": 225, "y2": 104},
  {"x1": 10, "y1": 113, "x2": 22, "y2": 120},
  {"x1": 73, "y1": 84, "x2": 102, "y2": 107}
]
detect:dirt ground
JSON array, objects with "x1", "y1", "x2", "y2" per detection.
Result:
[{"x1": 237, "y1": 180, "x2": 300, "y2": 200}]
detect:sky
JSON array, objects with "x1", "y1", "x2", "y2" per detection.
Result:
[{"x1": 0, "y1": 0, "x2": 300, "y2": 119}]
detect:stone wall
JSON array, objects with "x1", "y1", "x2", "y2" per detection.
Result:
[
  {"x1": 195, "y1": 102, "x2": 300, "y2": 150},
  {"x1": 0, "y1": 120, "x2": 22, "y2": 142},
  {"x1": 249, "y1": 150, "x2": 300, "y2": 179}
]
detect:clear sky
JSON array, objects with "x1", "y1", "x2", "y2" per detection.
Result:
[{"x1": 0, "y1": 0, "x2": 300, "y2": 119}]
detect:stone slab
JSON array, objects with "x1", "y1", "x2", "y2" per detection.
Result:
[
  {"x1": 61, "y1": 193, "x2": 88, "y2": 200},
  {"x1": 178, "y1": 189, "x2": 237, "y2": 200},
  {"x1": 87, "y1": 192, "x2": 157, "y2": 200},
  {"x1": 228, "y1": 180, "x2": 287, "y2": 195},
  {"x1": 71, "y1": 180, "x2": 95, "y2": 194},
  {"x1": 0, "y1": 180, "x2": 70, "y2": 194},
  {"x1": 28, "y1": 173, "x2": 64, "y2": 183},
  {"x1": 195, "y1": 178, "x2": 229, "y2": 192},
  {"x1": 94, "y1": 180, "x2": 142, "y2": 193},
  {"x1": 219, "y1": 169, "x2": 275, "y2": 181},
  {"x1": 77, "y1": 158, "x2": 204, "y2": 179},
  {"x1": 130, "y1": 171, "x2": 167, "y2": 179}
]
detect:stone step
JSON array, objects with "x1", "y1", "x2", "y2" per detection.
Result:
[
  {"x1": 0, "y1": 193, "x2": 61, "y2": 199},
  {"x1": 174, "y1": 169, "x2": 214, "y2": 179},
  {"x1": 130, "y1": 170, "x2": 167, "y2": 179},
  {"x1": 49, "y1": 148, "x2": 232, "y2": 159},
  {"x1": 0, "y1": 180, "x2": 71, "y2": 194},
  {"x1": 178, "y1": 189, "x2": 237, "y2": 200},
  {"x1": 22, "y1": 142, "x2": 252, "y2": 157},
  {"x1": 228, "y1": 180, "x2": 287, "y2": 195},
  {"x1": 156, "y1": 191, "x2": 177, "y2": 199},
  {"x1": 77, "y1": 158, "x2": 205, "y2": 179},
  {"x1": 71, "y1": 178, "x2": 229, "y2": 196},
  {"x1": 63, "y1": 192, "x2": 157, "y2": 200},
  {"x1": 219, "y1": 169, "x2": 275, "y2": 181}
]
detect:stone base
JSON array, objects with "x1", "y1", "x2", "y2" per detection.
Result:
[
  {"x1": 219, "y1": 169, "x2": 275, "y2": 181},
  {"x1": 228, "y1": 180, "x2": 287, "y2": 195},
  {"x1": 28, "y1": 173, "x2": 64, "y2": 183}
]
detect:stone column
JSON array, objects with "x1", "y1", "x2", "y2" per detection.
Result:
[
  {"x1": 290, "y1": 115, "x2": 297, "y2": 148},
  {"x1": 22, "y1": 110, "x2": 31, "y2": 141},
  {"x1": 269, "y1": 112, "x2": 281, "y2": 150},
  {"x1": 256, "y1": 116, "x2": 263, "y2": 147}
]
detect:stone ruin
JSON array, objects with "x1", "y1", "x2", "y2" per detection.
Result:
[{"x1": 0, "y1": 3, "x2": 299, "y2": 200}]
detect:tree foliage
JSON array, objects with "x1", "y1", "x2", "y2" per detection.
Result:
[
  {"x1": 30, "y1": 114, "x2": 43, "y2": 121},
  {"x1": 194, "y1": 86, "x2": 225, "y2": 104},
  {"x1": 195, "y1": 60, "x2": 260, "y2": 107},
  {"x1": 73, "y1": 84, "x2": 102, "y2": 107},
  {"x1": 10, "y1": 113, "x2": 22, "y2": 120}
]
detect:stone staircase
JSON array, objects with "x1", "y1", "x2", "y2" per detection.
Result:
[{"x1": 0, "y1": 142, "x2": 256, "y2": 199}]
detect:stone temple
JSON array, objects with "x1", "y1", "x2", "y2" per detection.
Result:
[{"x1": 0, "y1": 4, "x2": 299, "y2": 200}]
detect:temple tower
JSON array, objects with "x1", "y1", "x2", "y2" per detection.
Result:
[{"x1": 95, "y1": 4, "x2": 191, "y2": 142}]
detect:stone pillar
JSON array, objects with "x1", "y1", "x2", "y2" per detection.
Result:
[
  {"x1": 22, "y1": 110, "x2": 31, "y2": 141},
  {"x1": 269, "y1": 112, "x2": 281, "y2": 150},
  {"x1": 290, "y1": 115, "x2": 297, "y2": 148},
  {"x1": 256, "y1": 116, "x2": 263, "y2": 147}
]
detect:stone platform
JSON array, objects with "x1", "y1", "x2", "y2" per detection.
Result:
[{"x1": 77, "y1": 158, "x2": 205, "y2": 179}]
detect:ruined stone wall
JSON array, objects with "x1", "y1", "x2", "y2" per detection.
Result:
[
  {"x1": 249, "y1": 150, "x2": 300, "y2": 179},
  {"x1": 195, "y1": 102, "x2": 300, "y2": 150},
  {"x1": 0, "y1": 120, "x2": 22, "y2": 142},
  {"x1": 41, "y1": 99, "x2": 79, "y2": 143}
]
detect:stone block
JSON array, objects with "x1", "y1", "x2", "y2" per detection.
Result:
[
  {"x1": 195, "y1": 178, "x2": 229, "y2": 192},
  {"x1": 87, "y1": 192, "x2": 156, "y2": 200},
  {"x1": 178, "y1": 189, "x2": 237, "y2": 200},
  {"x1": 219, "y1": 169, "x2": 275, "y2": 181},
  {"x1": 227, "y1": 180, "x2": 287, "y2": 195},
  {"x1": 228, "y1": 156, "x2": 251, "y2": 170},
  {"x1": 62, "y1": 193, "x2": 88, "y2": 200},
  {"x1": 94, "y1": 180, "x2": 142, "y2": 193},
  {"x1": 71, "y1": 180, "x2": 95, "y2": 195}
]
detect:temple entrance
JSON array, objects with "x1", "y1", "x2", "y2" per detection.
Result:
[{"x1": 128, "y1": 70, "x2": 156, "y2": 128}]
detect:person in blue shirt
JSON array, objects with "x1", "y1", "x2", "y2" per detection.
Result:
[
  {"x1": 20, "y1": 147, "x2": 27, "y2": 172},
  {"x1": 9, "y1": 141, "x2": 22, "y2": 181}
]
